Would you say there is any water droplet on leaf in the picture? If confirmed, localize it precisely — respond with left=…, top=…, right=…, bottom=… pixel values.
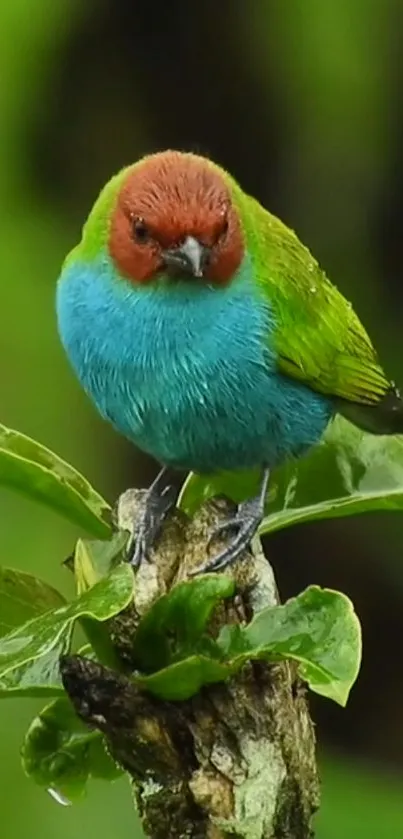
left=47, top=788, right=71, bottom=807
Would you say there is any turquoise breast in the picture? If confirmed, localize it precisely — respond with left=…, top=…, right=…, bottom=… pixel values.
left=56, top=253, right=332, bottom=472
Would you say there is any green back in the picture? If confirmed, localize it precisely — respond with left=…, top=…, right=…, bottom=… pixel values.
left=228, top=179, right=390, bottom=406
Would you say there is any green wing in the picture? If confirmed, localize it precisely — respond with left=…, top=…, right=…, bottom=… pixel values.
left=236, top=190, right=390, bottom=407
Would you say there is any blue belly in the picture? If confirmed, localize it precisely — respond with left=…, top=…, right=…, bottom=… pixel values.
left=56, top=254, right=332, bottom=472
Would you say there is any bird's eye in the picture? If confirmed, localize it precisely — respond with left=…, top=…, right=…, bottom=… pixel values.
left=132, top=217, right=150, bottom=244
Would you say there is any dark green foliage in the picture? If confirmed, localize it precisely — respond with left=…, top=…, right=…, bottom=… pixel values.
left=5, top=422, right=400, bottom=801
left=0, top=424, right=112, bottom=538
left=180, top=415, right=403, bottom=532
left=134, top=582, right=360, bottom=705
left=21, top=695, right=123, bottom=803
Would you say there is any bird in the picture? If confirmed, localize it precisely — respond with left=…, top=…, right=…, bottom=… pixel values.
left=56, top=149, right=403, bottom=574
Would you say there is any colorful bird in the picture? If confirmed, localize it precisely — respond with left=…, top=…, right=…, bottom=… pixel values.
left=56, top=150, right=403, bottom=573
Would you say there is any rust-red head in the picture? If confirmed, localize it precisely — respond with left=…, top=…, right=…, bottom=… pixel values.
left=108, top=151, right=244, bottom=286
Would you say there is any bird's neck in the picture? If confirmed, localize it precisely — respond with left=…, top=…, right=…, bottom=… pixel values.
left=59, top=251, right=272, bottom=368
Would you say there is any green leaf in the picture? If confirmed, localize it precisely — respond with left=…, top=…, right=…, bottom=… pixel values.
left=0, top=423, right=112, bottom=538
left=74, top=536, right=129, bottom=672
left=132, top=574, right=235, bottom=672
left=0, top=563, right=134, bottom=687
left=134, top=586, right=361, bottom=706
left=179, top=468, right=261, bottom=516
left=74, top=532, right=129, bottom=592
left=0, top=567, right=66, bottom=637
left=21, top=696, right=122, bottom=802
left=179, top=416, right=403, bottom=534
left=218, top=586, right=361, bottom=706
left=0, top=642, right=69, bottom=698
left=0, top=567, right=68, bottom=697
left=137, top=655, right=229, bottom=700
left=1, top=642, right=93, bottom=701
left=89, top=737, right=123, bottom=781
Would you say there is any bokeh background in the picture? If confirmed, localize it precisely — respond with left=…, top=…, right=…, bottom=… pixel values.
left=1, top=1, right=403, bottom=836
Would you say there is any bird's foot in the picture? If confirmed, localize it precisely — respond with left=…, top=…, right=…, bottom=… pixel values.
left=127, top=467, right=179, bottom=568
left=190, top=467, right=270, bottom=575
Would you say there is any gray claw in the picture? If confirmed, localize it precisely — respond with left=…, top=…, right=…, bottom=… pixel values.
left=190, top=467, right=270, bottom=576
left=126, top=469, right=179, bottom=569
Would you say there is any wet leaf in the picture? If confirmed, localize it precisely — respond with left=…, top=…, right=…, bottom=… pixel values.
left=73, top=536, right=129, bottom=671
left=0, top=567, right=66, bottom=637
left=217, top=586, right=361, bottom=706
left=137, top=655, right=229, bottom=700
left=132, top=574, right=235, bottom=672
left=179, top=416, right=403, bottom=535
left=0, top=641, right=69, bottom=698
left=89, top=737, right=122, bottom=781
left=21, top=696, right=122, bottom=802
left=135, top=585, right=361, bottom=707
left=0, top=564, right=134, bottom=686
left=74, top=532, right=129, bottom=593
left=0, top=568, right=68, bottom=697
left=0, top=423, right=112, bottom=538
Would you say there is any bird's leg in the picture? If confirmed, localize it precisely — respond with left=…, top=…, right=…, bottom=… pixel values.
left=191, top=467, right=270, bottom=575
left=128, top=466, right=179, bottom=568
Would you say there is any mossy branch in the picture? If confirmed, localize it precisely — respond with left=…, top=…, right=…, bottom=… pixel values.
left=61, top=490, right=319, bottom=839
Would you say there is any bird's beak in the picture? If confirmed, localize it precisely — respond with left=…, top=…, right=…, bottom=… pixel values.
left=162, top=236, right=210, bottom=279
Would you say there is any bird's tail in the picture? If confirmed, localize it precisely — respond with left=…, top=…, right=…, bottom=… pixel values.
left=338, top=385, right=403, bottom=435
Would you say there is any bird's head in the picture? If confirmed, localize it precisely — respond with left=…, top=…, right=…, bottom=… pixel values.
left=103, top=151, right=244, bottom=286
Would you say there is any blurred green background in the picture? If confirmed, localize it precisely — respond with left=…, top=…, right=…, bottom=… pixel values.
left=1, top=0, right=403, bottom=836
